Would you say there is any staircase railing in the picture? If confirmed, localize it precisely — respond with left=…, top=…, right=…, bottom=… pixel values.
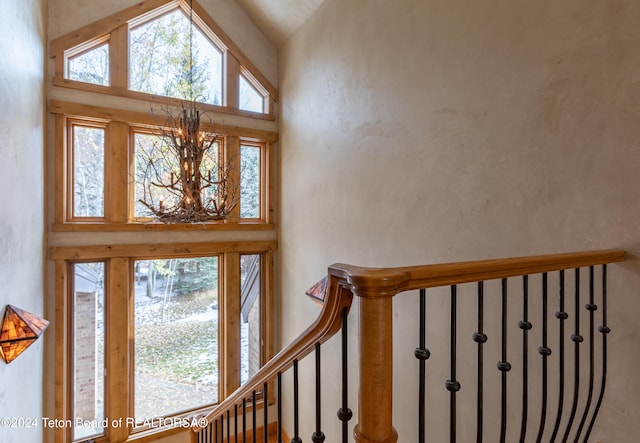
left=191, top=269, right=354, bottom=443
left=191, top=249, right=626, bottom=443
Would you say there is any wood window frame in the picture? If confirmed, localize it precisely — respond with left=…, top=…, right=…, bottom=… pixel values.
left=64, top=35, right=111, bottom=86
left=128, top=126, right=228, bottom=222
left=238, top=141, right=267, bottom=221
left=239, top=67, right=271, bottom=115
left=66, top=118, right=110, bottom=222
left=49, top=0, right=277, bottom=121
left=51, top=100, right=276, bottom=231
left=52, top=241, right=276, bottom=443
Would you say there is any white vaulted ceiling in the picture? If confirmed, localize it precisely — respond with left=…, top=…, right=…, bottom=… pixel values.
left=233, top=0, right=326, bottom=47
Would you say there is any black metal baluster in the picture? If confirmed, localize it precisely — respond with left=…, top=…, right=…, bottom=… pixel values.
left=583, top=265, right=609, bottom=442
left=221, top=415, right=224, bottom=443
left=473, top=281, right=487, bottom=443
left=446, top=285, right=461, bottom=443
left=243, top=399, right=247, bottom=443
left=574, top=267, right=597, bottom=442
left=263, top=382, right=268, bottom=443
left=551, top=270, right=567, bottom=442
left=252, top=391, right=257, bottom=443
left=415, top=289, right=430, bottom=443
left=518, top=275, right=531, bottom=443
left=291, top=360, right=301, bottom=443
left=498, top=278, right=512, bottom=443
left=312, top=343, right=325, bottom=443
left=215, top=419, right=218, bottom=443
left=277, top=373, right=283, bottom=443
left=227, top=410, right=231, bottom=443
left=235, top=404, right=239, bottom=443
left=338, top=308, right=353, bottom=443
left=562, top=268, right=582, bottom=442
left=536, top=273, right=552, bottom=442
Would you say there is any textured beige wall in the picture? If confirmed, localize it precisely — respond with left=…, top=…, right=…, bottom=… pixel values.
left=0, top=0, right=46, bottom=442
left=279, top=0, right=640, bottom=441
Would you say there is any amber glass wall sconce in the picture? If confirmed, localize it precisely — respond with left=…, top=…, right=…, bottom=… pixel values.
left=0, top=305, right=49, bottom=364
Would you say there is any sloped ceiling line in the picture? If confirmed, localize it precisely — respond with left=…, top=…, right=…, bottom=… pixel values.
left=234, top=0, right=326, bottom=47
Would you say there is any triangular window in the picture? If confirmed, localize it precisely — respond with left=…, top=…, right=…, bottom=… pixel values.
left=129, top=9, right=223, bottom=106
left=51, top=0, right=277, bottom=117
left=239, top=74, right=265, bottom=114
left=67, top=41, right=109, bottom=86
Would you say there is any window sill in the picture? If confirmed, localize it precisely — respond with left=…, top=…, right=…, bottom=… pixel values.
left=124, top=406, right=214, bottom=443
left=52, top=221, right=275, bottom=232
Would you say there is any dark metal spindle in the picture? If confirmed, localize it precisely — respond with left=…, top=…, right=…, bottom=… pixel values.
left=518, top=275, right=531, bottom=443
left=215, top=419, right=218, bottom=443
left=473, top=281, right=487, bottom=443
left=583, top=265, right=609, bottom=442
left=338, top=308, right=353, bottom=443
left=221, top=415, right=224, bottom=443
left=536, top=273, right=552, bottom=443
left=562, top=268, right=583, bottom=442
left=291, top=360, right=302, bottom=443
left=243, top=399, right=247, bottom=443
left=312, top=343, right=325, bottom=443
left=252, top=390, right=257, bottom=443
left=235, top=404, right=238, bottom=443
left=446, top=285, right=461, bottom=443
left=227, top=410, right=231, bottom=443
left=498, top=278, right=512, bottom=443
left=551, top=270, right=567, bottom=442
left=415, top=289, right=430, bottom=443
left=574, top=267, right=597, bottom=442
left=263, top=382, right=268, bottom=443
left=277, top=373, right=283, bottom=443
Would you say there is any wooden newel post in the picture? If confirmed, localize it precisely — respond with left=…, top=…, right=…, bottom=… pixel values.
left=352, top=283, right=399, bottom=443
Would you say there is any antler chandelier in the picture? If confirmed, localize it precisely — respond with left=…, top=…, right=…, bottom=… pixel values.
left=137, top=0, right=239, bottom=223
left=138, top=102, right=238, bottom=223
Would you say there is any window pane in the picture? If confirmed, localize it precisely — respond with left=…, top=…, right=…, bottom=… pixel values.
left=134, top=257, right=219, bottom=424
left=239, top=75, right=264, bottom=113
left=73, top=125, right=105, bottom=217
left=73, top=262, right=105, bottom=441
left=240, top=145, right=260, bottom=219
left=134, top=132, right=219, bottom=218
left=240, top=255, right=261, bottom=385
left=129, top=9, right=223, bottom=105
left=68, top=43, right=109, bottom=86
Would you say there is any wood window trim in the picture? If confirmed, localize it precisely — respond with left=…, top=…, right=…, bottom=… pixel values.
left=53, top=242, right=276, bottom=443
left=66, top=118, right=110, bottom=222
left=49, top=0, right=278, bottom=120
left=238, top=141, right=267, bottom=222
left=51, top=100, right=276, bottom=230
left=49, top=100, right=278, bottom=142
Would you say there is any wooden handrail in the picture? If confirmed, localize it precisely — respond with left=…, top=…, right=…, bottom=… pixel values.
left=328, top=249, right=626, bottom=443
left=192, top=249, right=626, bottom=443
left=191, top=274, right=353, bottom=430
left=329, top=249, right=626, bottom=298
